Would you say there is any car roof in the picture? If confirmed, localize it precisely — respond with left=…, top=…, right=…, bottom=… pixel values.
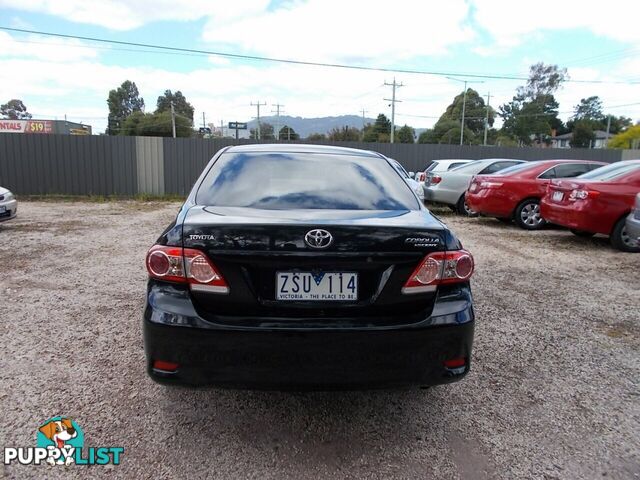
left=224, top=143, right=381, bottom=157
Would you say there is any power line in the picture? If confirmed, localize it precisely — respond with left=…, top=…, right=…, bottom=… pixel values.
left=2, top=26, right=639, bottom=85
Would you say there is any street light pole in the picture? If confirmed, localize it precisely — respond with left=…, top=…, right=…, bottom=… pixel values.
left=446, top=77, right=484, bottom=146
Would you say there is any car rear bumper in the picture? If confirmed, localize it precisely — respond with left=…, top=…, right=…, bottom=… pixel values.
left=423, top=186, right=459, bottom=206
left=144, top=284, right=475, bottom=390
left=466, top=191, right=514, bottom=217
left=626, top=212, right=640, bottom=241
left=0, top=199, right=17, bottom=222
left=540, top=198, right=608, bottom=234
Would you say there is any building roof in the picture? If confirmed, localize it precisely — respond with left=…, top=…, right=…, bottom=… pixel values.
left=553, top=130, right=614, bottom=140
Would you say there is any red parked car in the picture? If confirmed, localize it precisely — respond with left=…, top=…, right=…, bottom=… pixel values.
left=540, top=160, right=640, bottom=252
left=466, top=160, right=605, bottom=230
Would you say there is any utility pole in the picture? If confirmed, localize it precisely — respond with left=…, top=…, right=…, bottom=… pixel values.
left=220, top=119, right=224, bottom=138
left=447, top=77, right=483, bottom=145
left=605, top=115, right=611, bottom=148
left=483, top=92, right=491, bottom=146
left=360, top=108, right=367, bottom=139
left=272, top=103, right=284, bottom=140
left=202, top=112, right=206, bottom=130
left=384, top=78, right=403, bottom=143
left=251, top=101, right=267, bottom=140
left=170, top=101, right=176, bottom=138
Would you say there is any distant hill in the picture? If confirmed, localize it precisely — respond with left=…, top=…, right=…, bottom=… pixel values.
left=244, top=115, right=376, bottom=138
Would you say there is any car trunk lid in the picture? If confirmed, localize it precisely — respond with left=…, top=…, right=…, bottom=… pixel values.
left=182, top=206, right=448, bottom=322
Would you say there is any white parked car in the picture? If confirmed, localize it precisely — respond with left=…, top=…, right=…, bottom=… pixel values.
left=418, top=159, right=475, bottom=184
left=423, top=158, right=524, bottom=215
left=388, top=158, right=425, bottom=202
left=0, top=186, right=18, bottom=223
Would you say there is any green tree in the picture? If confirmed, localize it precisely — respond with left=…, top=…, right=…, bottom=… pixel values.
left=607, top=116, right=633, bottom=135
left=1, top=99, right=32, bottom=119
left=327, top=126, right=360, bottom=141
left=249, top=122, right=274, bottom=139
left=570, top=121, right=596, bottom=148
left=608, top=125, right=640, bottom=149
left=306, top=132, right=327, bottom=141
left=279, top=125, right=299, bottom=140
left=107, top=80, right=144, bottom=134
left=396, top=125, right=415, bottom=143
left=362, top=114, right=392, bottom=142
left=573, top=96, right=604, bottom=122
left=499, top=63, right=567, bottom=145
left=119, top=111, right=192, bottom=137
left=156, top=90, right=194, bottom=123
left=422, top=89, right=494, bottom=144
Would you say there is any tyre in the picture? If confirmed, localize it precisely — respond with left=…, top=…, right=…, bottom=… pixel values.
left=610, top=217, right=640, bottom=252
left=570, top=229, right=595, bottom=238
left=515, top=199, right=546, bottom=230
left=456, top=195, right=478, bottom=217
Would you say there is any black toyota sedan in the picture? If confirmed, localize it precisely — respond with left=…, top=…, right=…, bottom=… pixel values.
left=144, top=144, right=475, bottom=390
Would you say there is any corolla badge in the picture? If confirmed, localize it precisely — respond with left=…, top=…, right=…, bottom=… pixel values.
left=304, top=229, right=333, bottom=249
left=405, top=236, right=440, bottom=247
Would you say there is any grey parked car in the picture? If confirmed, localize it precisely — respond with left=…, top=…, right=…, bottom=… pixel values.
left=0, top=186, right=18, bottom=223
left=626, top=193, right=640, bottom=243
left=423, top=158, right=524, bottom=215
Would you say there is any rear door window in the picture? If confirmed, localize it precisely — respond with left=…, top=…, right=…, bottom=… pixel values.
left=479, top=161, right=522, bottom=175
left=448, top=162, right=467, bottom=170
left=196, top=152, right=421, bottom=210
left=578, top=162, right=640, bottom=181
left=552, top=163, right=594, bottom=178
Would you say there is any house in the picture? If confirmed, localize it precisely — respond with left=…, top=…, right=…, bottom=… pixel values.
left=550, top=130, right=614, bottom=149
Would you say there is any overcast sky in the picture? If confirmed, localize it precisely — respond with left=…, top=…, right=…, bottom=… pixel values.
left=1, top=0, right=639, bottom=133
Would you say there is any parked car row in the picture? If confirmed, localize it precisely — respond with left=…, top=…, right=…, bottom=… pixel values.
left=418, top=158, right=640, bottom=253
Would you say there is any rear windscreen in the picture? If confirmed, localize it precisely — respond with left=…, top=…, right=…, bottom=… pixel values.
left=577, top=162, right=640, bottom=181
left=196, top=152, right=421, bottom=210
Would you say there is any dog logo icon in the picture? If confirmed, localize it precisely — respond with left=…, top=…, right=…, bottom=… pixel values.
left=37, top=417, right=83, bottom=465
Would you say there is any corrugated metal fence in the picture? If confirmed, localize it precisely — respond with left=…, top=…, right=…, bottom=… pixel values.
left=0, top=134, right=634, bottom=196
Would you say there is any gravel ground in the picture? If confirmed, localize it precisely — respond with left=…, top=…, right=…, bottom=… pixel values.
left=1, top=201, right=638, bottom=479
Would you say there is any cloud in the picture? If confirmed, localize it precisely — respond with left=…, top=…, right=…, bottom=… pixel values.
left=0, top=31, right=100, bottom=61
left=201, top=0, right=474, bottom=63
left=0, top=0, right=217, bottom=30
left=472, top=0, right=640, bottom=47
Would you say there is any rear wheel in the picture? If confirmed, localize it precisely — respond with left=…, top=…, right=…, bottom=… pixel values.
left=570, top=229, right=595, bottom=238
left=610, top=217, right=640, bottom=252
left=515, top=199, right=546, bottom=230
left=456, top=195, right=478, bottom=217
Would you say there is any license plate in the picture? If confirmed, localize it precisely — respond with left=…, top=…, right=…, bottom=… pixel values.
left=552, top=191, right=564, bottom=202
left=469, top=183, right=478, bottom=193
left=276, top=272, right=358, bottom=301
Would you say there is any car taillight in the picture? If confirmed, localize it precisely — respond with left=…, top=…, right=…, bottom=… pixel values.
left=480, top=181, right=503, bottom=189
left=568, top=189, right=599, bottom=201
left=431, top=175, right=442, bottom=184
left=146, top=245, right=229, bottom=293
left=417, top=172, right=426, bottom=182
left=402, top=250, right=474, bottom=294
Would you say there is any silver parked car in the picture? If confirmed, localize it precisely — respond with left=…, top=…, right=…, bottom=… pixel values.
left=388, top=158, right=425, bottom=202
left=626, top=193, right=640, bottom=243
left=0, top=186, right=18, bottom=223
left=421, top=159, right=474, bottom=185
left=423, top=158, right=524, bottom=215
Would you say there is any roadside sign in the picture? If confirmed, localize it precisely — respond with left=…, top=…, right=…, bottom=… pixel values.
left=0, top=119, right=53, bottom=134
left=228, top=122, right=247, bottom=130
